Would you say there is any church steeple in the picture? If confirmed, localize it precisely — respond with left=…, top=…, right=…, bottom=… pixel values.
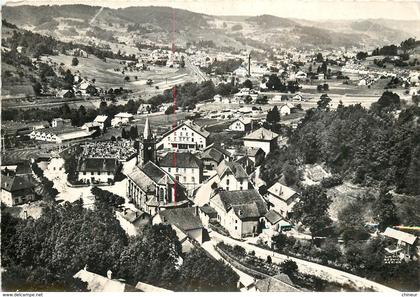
left=144, top=116, right=151, bottom=140
left=138, top=116, right=156, bottom=166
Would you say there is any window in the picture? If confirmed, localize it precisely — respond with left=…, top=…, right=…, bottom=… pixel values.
left=235, top=220, right=237, bottom=223
left=183, top=176, right=186, bottom=182
left=235, top=226, right=237, bottom=230
left=191, top=177, right=195, bottom=183
left=97, top=172, right=101, bottom=175
left=83, top=172, right=86, bottom=175
left=226, top=179, right=230, bottom=185
left=168, top=168, right=171, bottom=172
left=240, top=186, right=243, bottom=190
left=91, top=172, right=94, bottom=175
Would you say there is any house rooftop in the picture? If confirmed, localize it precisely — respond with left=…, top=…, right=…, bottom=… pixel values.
left=159, top=207, right=203, bottom=232
left=161, top=120, right=210, bottom=139
left=255, top=273, right=299, bottom=292
left=216, top=160, right=248, bottom=180
left=212, top=189, right=267, bottom=219
left=268, top=182, right=298, bottom=202
left=383, top=227, right=417, bottom=245
left=159, top=152, right=202, bottom=168
left=264, top=209, right=283, bottom=225
left=135, top=281, right=172, bottom=292
left=1, top=174, right=33, bottom=192
left=77, top=158, right=119, bottom=173
left=73, top=270, right=139, bottom=292
left=243, top=127, right=278, bottom=141
left=93, top=115, right=109, bottom=123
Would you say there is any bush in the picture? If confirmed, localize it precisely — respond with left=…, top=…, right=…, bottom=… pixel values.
left=280, top=260, right=298, bottom=276
left=233, top=245, right=246, bottom=258
left=320, top=174, right=343, bottom=188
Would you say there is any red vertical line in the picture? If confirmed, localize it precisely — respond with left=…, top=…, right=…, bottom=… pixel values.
left=172, top=7, right=177, bottom=206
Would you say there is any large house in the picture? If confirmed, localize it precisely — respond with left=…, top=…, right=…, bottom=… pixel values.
left=153, top=207, right=206, bottom=252
left=216, top=160, right=249, bottom=191
left=111, top=112, right=134, bottom=127
left=52, top=118, right=72, bottom=128
left=157, top=120, right=210, bottom=152
left=1, top=173, right=35, bottom=207
left=229, top=118, right=253, bottom=132
left=243, top=127, right=279, bottom=155
left=126, top=161, right=190, bottom=216
left=198, top=144, right=232, bottom=178
left=76, top=158, right=120, bottom=184
left=266, top=182, right=300, bottom=217
left=93, top=115, right=110, bottom=131
left=159, top=152, right=203, bottom=191
left=210, top=189, right=268, bottom=239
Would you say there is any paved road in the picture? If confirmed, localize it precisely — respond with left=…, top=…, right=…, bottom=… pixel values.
left=209, top=231, right=398, bottom=292
left=201, top=239, right=255, bottom=290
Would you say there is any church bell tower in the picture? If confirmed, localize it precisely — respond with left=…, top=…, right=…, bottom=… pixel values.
left=138, top=117, right=156, bottom=166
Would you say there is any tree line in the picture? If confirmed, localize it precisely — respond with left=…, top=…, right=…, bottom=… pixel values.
left=1, top=191, right=239, bottom=291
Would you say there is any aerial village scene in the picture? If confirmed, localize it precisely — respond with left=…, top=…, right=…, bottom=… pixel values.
left=1, top=0, right=420, bottom=293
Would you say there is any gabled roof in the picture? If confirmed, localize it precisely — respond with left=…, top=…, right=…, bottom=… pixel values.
left=135, top=282, right=172, bottom=292
left=211, top=189, right=267, bottom=219
left=216, top=160, right=248, bottom=180
left=255, top=273, right=299, bottom=292
left=243, top=128, right=278, bottom=141
left=1, top=174, right=33, bottom=192
left=142, top=161, right=175, bottom=185
left=161, top=120, right=210, bottom=139
left=268, top=182, right=299, bottom=202
left=114, top=112, right=134, bottom=118
left=233, top=117, right=252, bottom=125
left=127, top=165, right=156, bottom=193
left=159, top=207, right=203, bottom=231
left=264, top=209, right=283, bottom=225
left=159, top=152, right=202, bottom=168
left=73, top=270, right=139, bottom=292
left=383, top=227, right=417, bottom=245
left=77, top=158, right=119, bottom=173
left=93, top=115, right=109, bottom=123
left=199, top=144, right=231, bottom=163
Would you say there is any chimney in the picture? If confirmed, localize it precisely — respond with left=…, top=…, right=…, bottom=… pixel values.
left=107, top=270, right=112, bottom=280
left=194, top=206, right=199, bottom=216
left=84, top=264, right=88, bottom=271
left=23, top=210, right=28, bottom=220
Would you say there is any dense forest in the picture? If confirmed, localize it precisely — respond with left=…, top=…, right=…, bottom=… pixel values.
left=2, top=20, right=137, bottom=61
left=1, top=192, right=239, bottom=292
left=261, top=92, right=420, bottom=196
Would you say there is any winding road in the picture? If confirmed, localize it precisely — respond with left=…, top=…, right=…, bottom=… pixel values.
left=208, top=231, right=398, bottom=292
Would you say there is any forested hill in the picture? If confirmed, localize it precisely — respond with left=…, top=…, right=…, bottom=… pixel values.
left=290, top=93, right=420, bottom=196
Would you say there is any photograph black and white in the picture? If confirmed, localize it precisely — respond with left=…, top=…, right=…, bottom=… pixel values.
left=1, top=0, right=419, bottom=293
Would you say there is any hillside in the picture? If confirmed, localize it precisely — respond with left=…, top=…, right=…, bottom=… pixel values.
left=3, top=5, right=419, bottom=50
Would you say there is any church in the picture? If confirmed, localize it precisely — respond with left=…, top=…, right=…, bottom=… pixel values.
left=126, top=117, right=190, bottom=216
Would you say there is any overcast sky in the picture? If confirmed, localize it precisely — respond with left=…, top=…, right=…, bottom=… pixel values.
left=4, top=0, right=420, bottom=20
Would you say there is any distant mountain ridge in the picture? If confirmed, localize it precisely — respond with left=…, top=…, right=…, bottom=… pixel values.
left=3, top=5, right=419, bottom=49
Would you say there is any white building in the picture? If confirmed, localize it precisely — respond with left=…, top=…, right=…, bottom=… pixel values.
left=266, top=182, right=300, bottom=217
left=76, top=158, right=120, bottom=184
left=229, top=118, right=253, bottom=132
left=243, top=127, right=279, bottom=155
left=210, top=189, right=267, bottom=239
left=159, top=152, right=203, bottom=191
left=216, top=160, right=249, bottom=191
left=93, top=115, right=109, bottom=131
left=157, top=120, right=210, bottom=152
left=111, top=112, right=134, bottom=127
